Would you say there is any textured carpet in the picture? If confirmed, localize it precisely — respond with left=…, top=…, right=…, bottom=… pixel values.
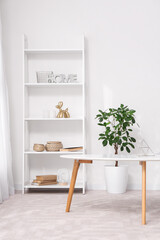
left=0, top=190, right=160, bottom=240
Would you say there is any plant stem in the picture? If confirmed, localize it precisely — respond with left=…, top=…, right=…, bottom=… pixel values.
left=115, top=161, right=118, bottom=167
left=114, top=143, right=118, bottom=154
left=114, top=143, right=118, bottom=167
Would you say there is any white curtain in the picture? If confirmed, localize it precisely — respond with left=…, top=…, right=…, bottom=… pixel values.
left=0, top=17, right=14, bottom=203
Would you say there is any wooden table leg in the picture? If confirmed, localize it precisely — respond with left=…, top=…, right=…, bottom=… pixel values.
left=66, top=160, right=80, bottom=212
left=142, top=161, right=146, bottom=225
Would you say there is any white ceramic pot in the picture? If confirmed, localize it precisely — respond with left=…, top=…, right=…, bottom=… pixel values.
left=104, top=165, right=128, bottom=194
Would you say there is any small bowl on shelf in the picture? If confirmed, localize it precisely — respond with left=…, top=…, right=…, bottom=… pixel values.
left=33, top=144, right=45, bottom=152
left=45, top=141, right=63, bottom=151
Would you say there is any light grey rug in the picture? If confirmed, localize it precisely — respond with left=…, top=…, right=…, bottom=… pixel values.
left=0, top=190, right=160, bottom=240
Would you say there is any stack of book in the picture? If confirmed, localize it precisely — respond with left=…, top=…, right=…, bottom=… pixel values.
left=32, top=175, right=57, bottom=186
left=60, top=146, right=83, bottom=152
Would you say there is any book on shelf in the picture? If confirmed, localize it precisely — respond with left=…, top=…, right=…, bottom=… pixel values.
left=33, top=179, right=56, bottom=183
left=32, top=180, right=57, bottom=186
left=32, top=179, right=57, bottom=185
left=36, top=175, right=57, bottom=181
left=60, top=146, right=83, bottom=152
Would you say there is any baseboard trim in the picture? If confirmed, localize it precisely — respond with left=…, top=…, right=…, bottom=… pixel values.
left=14, top=184, right=22, bottom=191
left=87, top=184, right=160, bottom=191
left=15, top=183, right=160, bottom=191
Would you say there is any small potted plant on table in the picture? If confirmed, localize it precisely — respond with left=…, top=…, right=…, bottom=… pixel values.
left=96, top=104, right=136, bottom=193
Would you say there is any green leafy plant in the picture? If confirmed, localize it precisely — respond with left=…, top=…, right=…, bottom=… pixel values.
left=96, top=104, right=136, bottom=167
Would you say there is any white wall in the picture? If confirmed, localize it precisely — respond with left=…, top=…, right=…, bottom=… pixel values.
left=1, top=0, right=160, bottom=190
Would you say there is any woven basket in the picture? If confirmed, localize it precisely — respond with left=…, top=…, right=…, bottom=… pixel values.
left=33, top=144, right=45, bottom=152
left=45, top=141, right=63, bottom=152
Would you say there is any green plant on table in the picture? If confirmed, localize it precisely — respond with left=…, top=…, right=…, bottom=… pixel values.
left=96, top=104, right=136, bottom=167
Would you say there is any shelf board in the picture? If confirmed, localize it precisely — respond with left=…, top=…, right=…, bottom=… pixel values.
left=24, top=182, right=83, bottom=189
left=24, top=151, right=83, bottom=155
left=24, top=118, right=83, bottom=121
left=24, top=49, right=83, bottom=54
left=24, top=83, right=83, bottom=87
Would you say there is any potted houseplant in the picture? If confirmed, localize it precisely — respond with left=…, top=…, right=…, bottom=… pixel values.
left=96, top=104, right=136, bottom=193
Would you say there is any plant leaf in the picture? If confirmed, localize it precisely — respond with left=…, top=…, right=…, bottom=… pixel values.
left=120, top=146, right=124, bottom=151
left=122, top=136, right=127, bottom=141
left=123, top=142, right=128, bottom=147
left=126, top=146, right=130, bottom=153
left=118, top=139, right=122, bottom=145
left=132, top=118, right=135, bottom=124
left=99, top=110, right=104, bottom=114
left=104, top=122, right=110, bottom=126
left=131, top=137, right=136, bottom=142
left=128, top=143, right=135, bottom=148
left=99, top=133, right=105, bottom=137
left=102, top=139, right=108, bottom=146
left=128, top=129, right=133, bottom=131
left=118, top=131, right=121, bottom=136
left=98, top=123, right=104, bottom=126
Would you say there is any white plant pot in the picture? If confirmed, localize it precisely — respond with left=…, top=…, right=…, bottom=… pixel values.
left=104, top=165, right=128, bottom=194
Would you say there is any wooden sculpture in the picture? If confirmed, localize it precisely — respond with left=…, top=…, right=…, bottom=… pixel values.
left=56, top=101, right=70, bottom=118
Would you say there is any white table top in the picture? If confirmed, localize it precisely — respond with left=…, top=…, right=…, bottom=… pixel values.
left=60, top=154, right=160, bottom=161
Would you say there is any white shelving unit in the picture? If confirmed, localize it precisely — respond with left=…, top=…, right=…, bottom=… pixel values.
left=24, top=83, right=83, bottom=87
left=24, top=118, right=83, bottom=121
left=24, top=151, right=83, bottom=155
left=22, top=35, right=86, bottom=193
left=24, top=49, right=83, bottom=54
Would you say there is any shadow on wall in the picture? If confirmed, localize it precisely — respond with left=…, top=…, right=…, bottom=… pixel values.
left=102, top=84, right=160, bottom=156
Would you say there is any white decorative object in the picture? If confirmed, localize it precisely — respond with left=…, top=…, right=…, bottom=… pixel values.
left=55, top=74, right=66, bottom=83
left=139, top=139, right=154, bottom=156
left=57, top=168, right=69, bottom=185
left=36, top=71, right=53, bottom=83
left=104, top=165, right=128, bottom=194
left=67, top=74, right=77, bottom=83
left=136, top=121, right=154, bottom=156
left=47, top=73, right=55, bottom=83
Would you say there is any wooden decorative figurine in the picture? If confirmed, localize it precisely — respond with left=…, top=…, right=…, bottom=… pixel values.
left=56, top=101, right=70, bottom=118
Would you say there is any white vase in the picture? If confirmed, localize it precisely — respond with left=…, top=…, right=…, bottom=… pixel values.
left=104, top=165, right=128, bottom=194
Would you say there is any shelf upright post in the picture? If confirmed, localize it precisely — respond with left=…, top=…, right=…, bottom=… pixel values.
left=22, top=34, right=28, bottom=194
left=82, top=35, right=86, bottom=194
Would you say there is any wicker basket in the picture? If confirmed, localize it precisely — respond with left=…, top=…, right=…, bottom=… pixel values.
left=45, top=141, right=63, bottom=152
left=33, top=144, right=45, bottom=152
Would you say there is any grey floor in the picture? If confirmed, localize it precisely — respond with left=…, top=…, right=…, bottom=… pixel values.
left=0, top=190, right=160, bottom=240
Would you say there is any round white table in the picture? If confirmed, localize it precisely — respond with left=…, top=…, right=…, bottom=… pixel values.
left=61, top=154, right=160, bottom=225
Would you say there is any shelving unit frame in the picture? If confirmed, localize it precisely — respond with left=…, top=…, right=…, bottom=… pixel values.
left=22, top=35, right=86, bottom=194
